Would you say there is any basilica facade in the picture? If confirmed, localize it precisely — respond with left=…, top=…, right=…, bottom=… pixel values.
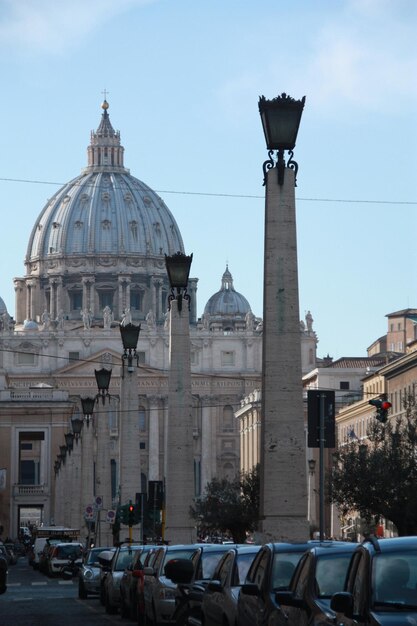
left=0, top=101, right=317, bottom=542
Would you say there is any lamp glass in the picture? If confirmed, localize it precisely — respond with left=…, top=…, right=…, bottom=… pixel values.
left=81, top=397, right=96, bottom=417
left=165, top=252, right=193, bottom=289
left=119, top=322, right=141, bottom=350
left=259, top=94, right=305, bottom=150
left=95, top=368, right=112, bottom=392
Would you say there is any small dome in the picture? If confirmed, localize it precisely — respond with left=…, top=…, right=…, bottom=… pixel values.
left=204, top=266, right=251, bottom=317
left=0, top=296, right=7, bottom=316
left=23, top=320, right=39, bottom=331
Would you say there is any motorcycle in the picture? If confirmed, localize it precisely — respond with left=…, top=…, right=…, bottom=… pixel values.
left=60, top=555, right=81, bottom=580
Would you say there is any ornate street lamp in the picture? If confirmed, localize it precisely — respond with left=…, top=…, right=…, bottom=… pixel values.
left=71, top=412, right=85, bottom=439
left=94, top=368, right=112, bottom=405
left=165, top=251, right=193, bottom=312
left=81, top=396, right=96, bottom=425
left=258, top=92, right=306, bottom=186
left=64, top=431, right=75, bottom=454
left=59, top=446, right=67, bottom=465
left=119, top=322, right=141, bottom=376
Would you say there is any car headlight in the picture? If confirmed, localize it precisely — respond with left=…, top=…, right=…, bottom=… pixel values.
left=83, top=568, right=94, bottom=580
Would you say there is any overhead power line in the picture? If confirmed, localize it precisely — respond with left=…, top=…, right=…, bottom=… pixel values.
left=0, top=176, right=416, bottom=205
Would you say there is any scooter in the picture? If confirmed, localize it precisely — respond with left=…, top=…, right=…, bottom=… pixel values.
left=60, top=555, right=81, bottom=580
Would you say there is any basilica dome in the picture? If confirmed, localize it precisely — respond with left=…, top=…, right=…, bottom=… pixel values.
left=15, top=101, right=187, bottom=326
left=204, top=266, right=251, bottom=317
left=26, top=100, right=184, bottom=264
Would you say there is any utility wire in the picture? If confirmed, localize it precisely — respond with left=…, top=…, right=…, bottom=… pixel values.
left=0, top=176, right=416, bottom=205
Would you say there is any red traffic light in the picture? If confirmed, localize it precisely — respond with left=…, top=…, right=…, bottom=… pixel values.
left=381, top=401, right=392, bottom=410
left=128, top=504, right=134, bottom=512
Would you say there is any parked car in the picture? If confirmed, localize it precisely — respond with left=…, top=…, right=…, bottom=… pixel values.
left=275, top=541, right=358, bottom=625
left=168, top=543, right=248, bottom=626
left=46, top=542, right=84, bottom=577
left=143, top=544, right=198, bottom=625
left=119, top=545, right=156, bottom=620
left=237, top=541, right=313, bottom=626
left=104, top=543, right=144, bottom=614
left=0, top=553, right=7, bottom=594
left=201, top=545, right=261, bottom=626
left=98, top=549, right=117, bottom=605
left=330, top=535, right=417, bottom=625
left=78, top=546, right=113, bottom=599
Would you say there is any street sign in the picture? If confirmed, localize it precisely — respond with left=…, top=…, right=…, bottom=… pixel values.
left=84, top=505, right=94, bottom=521
left=94, top=495, right=103, bottom=510
left=107, top=509, right=116, bottom=524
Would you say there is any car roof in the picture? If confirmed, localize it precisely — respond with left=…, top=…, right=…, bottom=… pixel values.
left=307, top=542, right=358, bottom=556
left=361, top=535, right=417, bottom=554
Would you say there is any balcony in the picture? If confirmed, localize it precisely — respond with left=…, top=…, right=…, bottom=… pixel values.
left=13, top=484, right=49, bottom=497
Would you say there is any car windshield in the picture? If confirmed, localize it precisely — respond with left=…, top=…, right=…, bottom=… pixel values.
left=87, top=548, right=108, bottom=565
left=56, top=544, right=82, bottom=558
left=315, top=553, right=352, bottom=598
left=163, top=548, right=195, bottom=570
left=271, top=552, right=303, bottom=590
left=115, top=548, right=140, bottom=571
left=373, top=550, right=417, bottom=607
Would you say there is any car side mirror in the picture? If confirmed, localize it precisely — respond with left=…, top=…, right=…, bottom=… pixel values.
left=241, top=583, right=260, bottom=596
left=275, top=590, right=304, bottom=609
left=330, top=592, right=354, bottom=618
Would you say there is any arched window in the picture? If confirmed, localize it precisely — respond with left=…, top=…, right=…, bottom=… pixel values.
left=139, top=406, right=146, bottom=432
left=222, top=405, right=234, bottom=432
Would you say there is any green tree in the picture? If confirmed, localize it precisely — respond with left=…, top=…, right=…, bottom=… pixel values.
left=330, top=394, right=417, bottom=536
left=190, top=465, right=260, bottom=543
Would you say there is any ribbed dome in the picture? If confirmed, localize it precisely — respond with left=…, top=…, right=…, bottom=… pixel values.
left=26, top=101, right=184, bottom=263
left=0, top=296, right=7, bottom=316
left=204, top=266, right=251, bottom=317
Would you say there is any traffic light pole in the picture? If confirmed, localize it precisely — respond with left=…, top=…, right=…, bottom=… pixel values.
left=319, top=393, right=325, bottom=541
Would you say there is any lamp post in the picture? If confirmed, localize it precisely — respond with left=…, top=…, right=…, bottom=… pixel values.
left=164, top=251, right=196, bottom=544
left=308, top=458, right=317, bottom=530
left=258, top=92, right=309, bottom=542
left=118, top=321, right=141, bottom=541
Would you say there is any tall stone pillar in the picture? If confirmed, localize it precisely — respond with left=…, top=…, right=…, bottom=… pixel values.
left=119, top=370, right=141, bottom=503
left=94, top=398, right=115, bottom=546
left=80, top=421, right=95, bottom=525
left=164, top=299, right=196, bottom=544
left=200, top=397, right=212, bottom=492
left=148, top=396, right=160, bottom=480
left=259, top=166, right=308, bottom=542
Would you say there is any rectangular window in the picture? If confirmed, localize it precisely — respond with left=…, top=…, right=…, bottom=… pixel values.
left=221, top=351, right=235, bottom=366
left=70, top=291, right=82, bottom=310
left=130, top=291, right=143, bottom=310
left=340, top=381, right=350, bottom=390
left=99, top=291, right=114, bottom=309
left=139, top=442, right=146, bottom=450
left=17, top=352, right=35, bottom=365
left=68, top=351, right=80, bottom=363
left=138, top=351, right=146, bottom=365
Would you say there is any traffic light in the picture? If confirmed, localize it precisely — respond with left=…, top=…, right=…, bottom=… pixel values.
left=369, top=396, right=392, bottom=423
left=128, top=502, right=135, bottom=526
left=116, top=504, right=128, bottom=524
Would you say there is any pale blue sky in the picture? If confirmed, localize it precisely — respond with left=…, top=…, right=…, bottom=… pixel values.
left=0, top=0, right=416, bottom=359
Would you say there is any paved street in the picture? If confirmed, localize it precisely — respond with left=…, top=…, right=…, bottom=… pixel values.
left=0, top=557, right=121, bottom=626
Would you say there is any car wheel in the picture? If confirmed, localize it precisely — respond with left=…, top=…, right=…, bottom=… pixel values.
left=78, top=579, right=88, bottom=599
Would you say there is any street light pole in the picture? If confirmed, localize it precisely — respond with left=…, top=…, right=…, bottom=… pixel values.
left=164, top=251, right=196, bottom=544
left=258, top=93, right=309, bottom=542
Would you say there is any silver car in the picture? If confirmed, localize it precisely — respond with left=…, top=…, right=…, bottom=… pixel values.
left=144, top=544, right=198, bottom=625
left=78, top=546, right=113, bottom=598
left=104, top=544, right=144, bottom=614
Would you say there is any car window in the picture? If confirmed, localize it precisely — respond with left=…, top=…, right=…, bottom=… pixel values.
left=216, top=553, right=233, bottom=586
left=315, top=554, right=352, bottom=598
left=56, top=544, right=82, bottom=558
left=235, top=552, right=258, bottom=585
left=201, top=551, right=229, bottom=580
left=373, top=550, right=417, bottom=605
left=116, top=549, right=139, bottom=571
left=350, top=552, right=367, bottom=615
left=271, top=552, right=303, bottom=590
left=293, top=554, right=310, bottom=600
left=163, top=548, right=195, bottom=571
left=248, top=548, right=269, bottom=587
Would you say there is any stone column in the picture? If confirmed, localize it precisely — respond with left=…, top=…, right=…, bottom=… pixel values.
left=119, top=370, right=141, bottom=504
left=148, top=396, right=160, bottom=480
left=259, top=166, right=308, bottom=542
left=80, top=421, right=95, bottom=527
left=200, top=397, right=212, bottom=492
left=94, top=397, right=115, bottom=546
left=164, top=299, right=196, bottom=544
